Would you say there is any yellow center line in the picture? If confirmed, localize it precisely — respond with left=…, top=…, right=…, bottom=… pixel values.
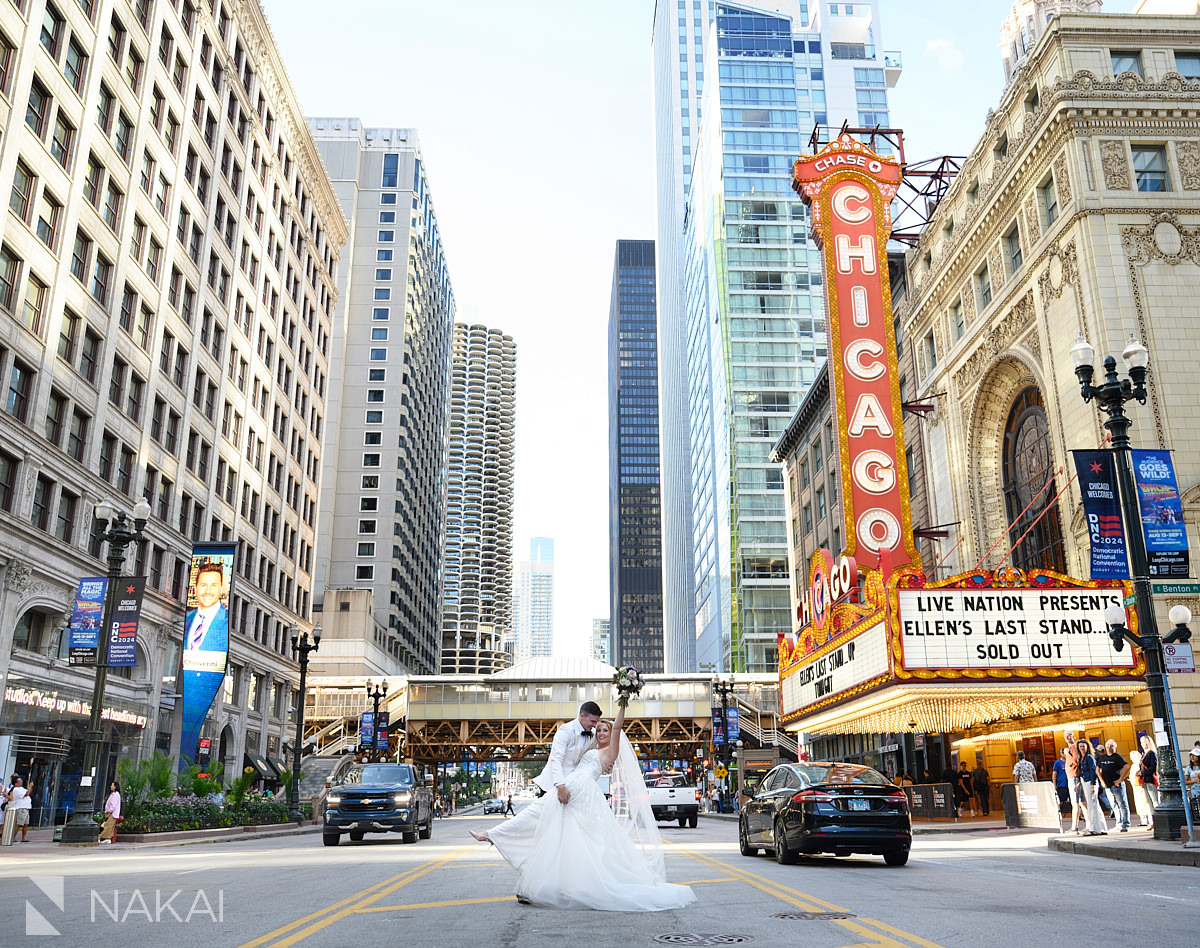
left=354, top=895, right=515, bottom=913
left=239, top=846, right=472, bottom=948
left=671, top=842, right=946, bottom=948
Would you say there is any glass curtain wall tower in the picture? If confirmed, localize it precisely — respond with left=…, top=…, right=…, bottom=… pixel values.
left=668, top=2, right=897, bottom=672
left=512, top=537, right=554, bottom=662
left=608, top=240, right=665, bottom=672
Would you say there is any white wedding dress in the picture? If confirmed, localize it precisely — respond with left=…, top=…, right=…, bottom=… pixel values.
left=487, top=748, right=696, bottom=912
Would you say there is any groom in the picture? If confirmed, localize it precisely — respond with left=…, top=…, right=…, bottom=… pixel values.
left=533, top=701, right=602, bottom=804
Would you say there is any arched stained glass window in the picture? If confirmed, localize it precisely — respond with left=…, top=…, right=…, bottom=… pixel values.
left=1002, top=387, right=1066, bottom=572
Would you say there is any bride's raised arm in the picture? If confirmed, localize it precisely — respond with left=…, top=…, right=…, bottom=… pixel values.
left=599, top=702, right=627, bottom=772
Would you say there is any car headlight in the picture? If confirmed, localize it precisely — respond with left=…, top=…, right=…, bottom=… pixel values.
left=393, top=792, right=411, bottom=805
left=326, top=793, right=342, bottom=805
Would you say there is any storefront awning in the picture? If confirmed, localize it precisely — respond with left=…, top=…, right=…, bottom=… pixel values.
left=269, top=758, right=288, bottom=779
left=243, top=753, right=278, bottom=780
left=786, top=681, right=1144, bottom=736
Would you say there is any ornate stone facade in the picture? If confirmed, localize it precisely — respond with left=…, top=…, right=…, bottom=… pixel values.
left=902, top=8, right=1200, bottom=742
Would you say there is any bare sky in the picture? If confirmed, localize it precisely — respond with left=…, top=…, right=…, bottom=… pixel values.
left=263, top=0, right=1135, bottom=657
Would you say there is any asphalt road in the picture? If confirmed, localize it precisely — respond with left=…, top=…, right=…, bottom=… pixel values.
left=1, top=804, right=1197, bottom=947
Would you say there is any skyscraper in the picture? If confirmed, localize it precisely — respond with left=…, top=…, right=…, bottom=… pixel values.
left=309, top=120, right=455, bottom=676
left=653, top=2, right=900, bottom=671
left=608, top=240, right=667, bottom=672
left=591, top=618, right=611, bottom=665
left=441, top=323, right=517, bottom=675
left=512, top=538, right=554, bottom=662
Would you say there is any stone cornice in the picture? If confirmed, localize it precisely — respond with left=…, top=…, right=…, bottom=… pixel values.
left=909, top=56, right=1200, bottom=318
left=237, top=0, right=349, bottom=250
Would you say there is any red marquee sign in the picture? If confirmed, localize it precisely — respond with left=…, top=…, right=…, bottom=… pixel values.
left=793, top=135, right=917, bottom=571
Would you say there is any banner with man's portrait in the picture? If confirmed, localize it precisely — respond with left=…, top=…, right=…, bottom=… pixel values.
left=181, top=543, right=235, bottom=765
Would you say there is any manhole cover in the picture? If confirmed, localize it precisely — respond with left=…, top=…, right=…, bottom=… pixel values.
left=652, top=936, right=754, bottom=946
left=771, top=912, right=857, bottom=920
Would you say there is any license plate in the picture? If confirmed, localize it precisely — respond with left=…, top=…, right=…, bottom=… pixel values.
left=848, top=799, right=871, bottom=811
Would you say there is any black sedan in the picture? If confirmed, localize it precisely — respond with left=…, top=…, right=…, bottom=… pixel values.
left=739, top=761, right=912, bottom=866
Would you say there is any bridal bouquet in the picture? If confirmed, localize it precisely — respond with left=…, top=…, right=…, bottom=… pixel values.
left=613, top=664, right=645, bottom=707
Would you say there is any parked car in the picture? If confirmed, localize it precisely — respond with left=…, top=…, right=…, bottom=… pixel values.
left=323, top=762, right=434, bottom=846
left=483, top=797, right=505, bottom=814
left=646, top=771, right=700, bottom=827
left=739, top=761, right=911, bottom=866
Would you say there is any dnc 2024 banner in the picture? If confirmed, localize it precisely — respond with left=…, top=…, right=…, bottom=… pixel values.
left=1132, top=450, right=1190, bottom=577
left=180, top=543, right=235, bottom=765
left=1072, top=450, right=1129, bottom=579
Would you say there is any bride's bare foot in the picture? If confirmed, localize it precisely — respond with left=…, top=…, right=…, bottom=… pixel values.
left=469, top=830, right=491, bottom=844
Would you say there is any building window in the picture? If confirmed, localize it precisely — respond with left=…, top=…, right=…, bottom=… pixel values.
left=1132, top=145, right=1169, bottom=192
left=1005, top=224, right=1022, bottom=272
left=355, top=565, right=374, bottom=581
left=377, top=230, right=394, bottom=242
left=6, top=360, right=34, bottom=422
left=0, top=245, right=22, bottom=318
left=369, top=348, right=386, bottom=361
left=26, top=79, right=52, bottom=136
left=55, top=489, right=77, bottom=542
left=358, top=519, right=377, bottom=534
left=10, top=161, right=35, bottom=220
left=0, top=449, right=17, bottom=512
left=1176, top=52, right=1200, bottom=81
left=36, top=190, right=62, bottom=247
left=381, top=154, right=399, bottom=187
left=1003, top=387, right=1066, bottom=573
left=1111, top=50, right=1143, bottom=77
left=372, top=308, right=388, bottom=320
left=21, top=274, right=48, bottom=335
left=357, top=542, right=375, bottom=556
left=45, top=390, right=66, bottom=444
left=362, top=453, right=380, bottom=467
left=977, top=264, right=992, bottom=307
left=31, top=475, right=53, bottom=530
left=1041, top=176, right=1058, bottom=224
left=803, top=503, right=813, bottom=534
left=923, top=329, right=937, bottom=372
left=951, top=300, right=964, bottom=340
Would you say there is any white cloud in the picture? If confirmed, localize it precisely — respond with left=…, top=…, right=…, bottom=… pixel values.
left=924, top=38, right=965, bottom=73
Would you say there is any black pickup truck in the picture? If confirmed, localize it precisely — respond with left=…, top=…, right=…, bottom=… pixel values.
left=322, top=762, right=434, bottom=846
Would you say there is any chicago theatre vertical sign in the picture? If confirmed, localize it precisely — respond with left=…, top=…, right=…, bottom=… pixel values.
left=792, top=135, right=917, bottom=571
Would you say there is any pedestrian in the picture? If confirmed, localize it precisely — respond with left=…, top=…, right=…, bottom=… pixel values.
left=99, top=781, right=121, bottom=844
left=1075, top=739, right=1107, bottom=835
left=504, top=794, right=515, bottom=817
left=6, top=775, right=33, bottom=842
left=898, top=772, right=914, bottom=787
left=1052, top=749, right=1070, bottom=815
left=1128, top=750, right=1152, bottom=826
left=1012, top=751, right=1037, bottom=783
left=956, top=762, right=975, bottom=816
left=971, top=761, right=991, bottom=816
left=1095, top=740, right=1131, bottom=832
left=710, top=785, right=721, bottom=814
left=1062, top=731, right=1084, bottom=831
left=1138, top=734, right=1160, bottom=813
left=1181, top=750, right=1200, bottom=815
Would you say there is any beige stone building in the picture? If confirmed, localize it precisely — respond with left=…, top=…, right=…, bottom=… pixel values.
left=902, top=7, right=1200, bottom=752
left=0, top=0, right=346, bottom=818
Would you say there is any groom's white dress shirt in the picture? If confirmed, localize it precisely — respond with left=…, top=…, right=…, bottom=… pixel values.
left=533, top=720, right=597, bottom=794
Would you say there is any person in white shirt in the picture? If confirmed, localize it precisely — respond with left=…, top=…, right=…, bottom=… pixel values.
left=7, top=775, right=33, bottom=842
left=1012, top=751, right=1038, bottom=783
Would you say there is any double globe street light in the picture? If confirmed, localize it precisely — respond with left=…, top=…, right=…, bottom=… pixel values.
left=287, top=624, right=321, bottom=823
left=365, top=679, right=388, bottom=758
left=1070, top=332, right=1192, bottom=841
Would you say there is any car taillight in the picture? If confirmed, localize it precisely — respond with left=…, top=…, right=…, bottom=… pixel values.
left=885, top=791, right=908, bottom=804
left=791, top=790, right=834, bottom=803
left=694, top=789, right=701, bottom=802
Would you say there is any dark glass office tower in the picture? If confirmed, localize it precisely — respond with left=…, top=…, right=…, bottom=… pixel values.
left=608, top=240, right=665, bottom=672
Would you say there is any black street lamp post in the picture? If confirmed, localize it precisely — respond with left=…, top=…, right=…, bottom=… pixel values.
left=60, top=498, right=152, bottom=845
left=288, top=624, right=321, bottom=823
left=712, top=677, right=734, bottom=812
left=1070, top=333, right=1190, bottom=841
left=365, top=679, right=388, bottom=758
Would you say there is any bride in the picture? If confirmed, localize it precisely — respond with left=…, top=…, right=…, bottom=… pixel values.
left=470, top=702, right=696, bottom=911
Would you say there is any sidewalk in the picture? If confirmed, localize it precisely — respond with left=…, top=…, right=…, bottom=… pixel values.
left=0, top=821, right=321, bottom=856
